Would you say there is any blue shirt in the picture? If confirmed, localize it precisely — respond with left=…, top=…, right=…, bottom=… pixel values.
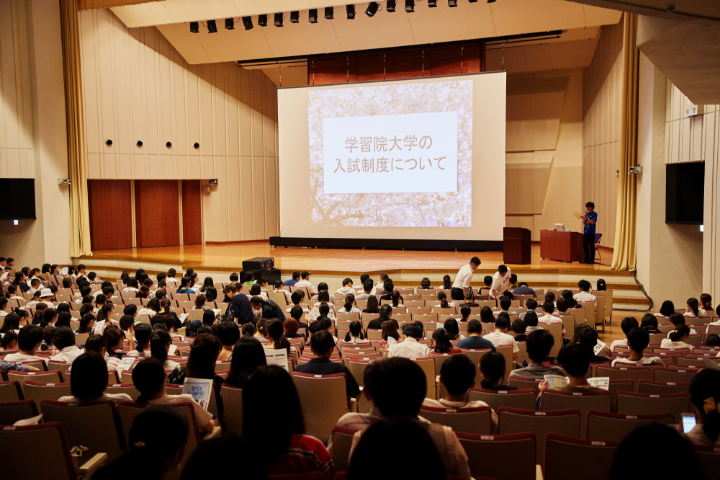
left=456, top=336, right=496, bottom=351
left=284, top=279, right=298, bottom=286
left=584, top=211, right=597, bottom=235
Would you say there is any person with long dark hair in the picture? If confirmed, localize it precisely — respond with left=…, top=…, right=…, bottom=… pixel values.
left=127, top=323, right=152, bottom=357
left=700, top=294, right=713, bottom=317
left=242, top=365, right=334, bottom=479
left=685, top=298, right=700, bottom=318
left=366, top=304, right=393, bottom=330
left=344, top=320, right=367, bottom=343
left=225, top=337, right=267, bottom=388
left=362, top=296, right=380, bottom=314
left=337, top=294, right=361, bottom=314
left=150, top=329, right=180, bottom=371
left=687, top=369, right=720, bottom=446
left=263, top=318, right=297, bottom=363
left=432, top=328, right=460, bottom=354
left=656, top=300, right=675, bottom=317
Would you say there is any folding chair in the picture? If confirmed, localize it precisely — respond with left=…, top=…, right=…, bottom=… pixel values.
left=586, top=409, right=674, bottom=442
left=616, top=390, right=689, bottom=422
left=331, top=426, right=358, bottom=472
left=345, top=359, right=372, bottom=388
left=292, top=373, right=350, bottom=443
left=606, top=379, right=635, bottom=410
left=41, top=399, right=126, bottom=461
left=22, top=381, right=73, bottom=412
left=456, top=432, right=536, bottom=480
left=0, top=381, right=23, bottom=402
left=544, top=434, right=619, bottom=479
left=409, top=357, right=437, bottom=400
left=105, top=383, right=141, bottom=401
left=16, top=359, right=47, bottom=371
left=0, top=399, right=39, bottom=425
left=220, top=383, right=243, bottom=435
left=468, top=388, right=536, bottom=412
left=637, top=379, right=690, bottom=395
left=541, top=389, right=612, bottom=437
left=418, top=405, right=493, bottom=435
left=7, top=370, right=63, bottom=394
left=0, top=422, right=107, bottom=480
left=596, top=365, right=652, bottom=392
left=654, top=368, right=700, bottom=383
left=666, top=363, right=703, bottom=372
left=498, top=407, right=581, bottom=466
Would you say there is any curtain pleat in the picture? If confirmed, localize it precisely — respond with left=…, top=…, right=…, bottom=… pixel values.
left=60, top=0, right=92, bottom=257
left=611, top=13, right=639, bottom=271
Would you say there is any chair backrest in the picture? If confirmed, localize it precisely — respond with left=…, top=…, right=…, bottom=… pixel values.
left=117, top=401, right=201, bottom=466
left=654, top=368, right=700, bottom=384
left=7, top=370, right=63, bottom=394
left=544, top=434, right=619, bottom=479
left=345, top=359, right=372, bottom=388
left=0, top=399, right=39, bottom=425
left=596, top=365, right=652, bottom=391
left=220, top=384, right=243, bottom=435
left=456, top=432, right=536, bottom=480
left=0, top=380, right=23, bottom=402
left=331, top=426, right=358, bottom=472
left=495, top=344, right=514, bottom=381
left=498, top=407, right=581, bottom=466
left=468, top=388, right=537, bottom=412
left=615, top=390, right=689, bottom=422
left=418, top=405, right=493, bottom=435
left=508, top=375, right=543, bottom=394
left=105, top=383, right=141, bottom=401
left=637, top=379, right=690, bottom=395
left=292, top=373, right=349, bottom=443
left=22, top=381, right=73, bottom=413
left=0, top=422, right=77, bottom=480
left=409, top=357, right=437, bottom=399
left=695, top=444, right=720, bottom=480
left=586, top=409, right=674, bottom=441
left=16, top=359, right=47, bottom=371
left=41, top=399, right=125, bottom=461
left=543, top=323, right=563, bottom=358
left=541, top=389, right=612, bottom=437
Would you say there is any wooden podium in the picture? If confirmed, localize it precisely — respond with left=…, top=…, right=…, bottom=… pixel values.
left=540, top=230, right=585, bottom=263
left=503, top=227, right=531, bottom=264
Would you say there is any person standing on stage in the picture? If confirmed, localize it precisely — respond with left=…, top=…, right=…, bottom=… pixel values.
left=580, top=201, right=598, bottom=264
left=451, top=257, right=481, bottom=302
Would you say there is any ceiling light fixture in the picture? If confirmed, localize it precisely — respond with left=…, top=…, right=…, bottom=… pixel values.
left=405, top=0, right=415, bottom=11
left=366, top=2, right=379, bottom=16
left=309, top=9, right=318, bottom=23
left=449, top=0, right=458, bottom=6
left=290, top=11, right=299, bottom=23
left=206, top=20, right=218, bottom=33
left=225, top=18, right=234, bottom=29
left=189, top=21, right=199, bottom=33
left=428, top=0, right=437, bottom=7
left=274, top=13, right=284, bottom=26
left=346, top=5, right=356, bottom=18
left=325, top=7, right=334, bottom=19
left=258, top=14, right=268, bottom=26
left=387, top=0, right=396, bottom=12
left=242, top=16, right=253, bottom=29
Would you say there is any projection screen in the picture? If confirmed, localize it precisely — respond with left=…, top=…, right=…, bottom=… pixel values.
left=277, top=72, right=506, bottom=244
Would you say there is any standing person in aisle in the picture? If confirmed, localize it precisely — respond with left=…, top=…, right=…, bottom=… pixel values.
left=451, top=257, right=481, bottom=302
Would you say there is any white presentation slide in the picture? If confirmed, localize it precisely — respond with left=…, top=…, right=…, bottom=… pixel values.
left=278, top=72, right=506, bottom=241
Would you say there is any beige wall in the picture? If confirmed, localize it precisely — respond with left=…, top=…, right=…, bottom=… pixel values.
left=581, top=21, right=624, bottom=248
left=0, top=0, right=72, bottom=268
left=505, top=69, right=584, bottom=240
left=78, top=9, right=279, bottom=241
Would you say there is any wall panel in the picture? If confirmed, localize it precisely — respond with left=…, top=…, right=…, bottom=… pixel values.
left=181, top=180, right=202, bottom=245
left=79, top=9, right=279, bottom=241
left=88, top=180, right=133, bottom=250
left=134, top=179, right=179, bottom=247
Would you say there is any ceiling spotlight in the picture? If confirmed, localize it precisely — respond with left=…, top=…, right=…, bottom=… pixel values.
left=325, top=7, right=334, bottom=19
left=274, top=13, right=283, bottom=27
left=242, top=16, right=253, bottom=30
left=387, top=0, right=396, bottom=12
left=309, top=9, right=318, bottom=23
left=258, top=14, right=267, bottom=26
left=206, top=20, right=218, bottom=33
left=468, top=0, right=478, bottom=2
left=449, top=0, right=458, bottom=5
left=189, top=21, right=199, bottom=33
left=428, top=0, right=437, bottom=6
left=405, top=0, right=415, bottom=12
left=365, top=2, right=379, bottom=16
left=346, top=5, right=356, bottom=18
left=225, top=18, right=234, bottom=29
left=487, top=0, right=496, bottom=2
left=290, top=11, right=299, bottom=23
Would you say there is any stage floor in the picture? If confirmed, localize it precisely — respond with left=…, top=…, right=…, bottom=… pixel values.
left=87, top=241, right=616, bottom=275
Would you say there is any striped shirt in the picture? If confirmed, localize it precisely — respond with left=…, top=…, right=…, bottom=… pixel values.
left=265, top=434, right=335, bottom=480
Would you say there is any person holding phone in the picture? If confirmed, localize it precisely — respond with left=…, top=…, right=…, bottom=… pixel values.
left=580, top=201, right=597, bottom=264
left=686, top=369, right=720, bottom=445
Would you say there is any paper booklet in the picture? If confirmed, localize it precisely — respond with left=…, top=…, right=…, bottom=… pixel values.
left=168, top=344, right=178, bottom=356
left=182, top=377, right=214, bottom=411
left=587, top=377, right=610, bottom=390
left=178, top=313, right=189, bottom=322
left=265, top=349, right=288, bottom=371
left=14, top=414, right=43, bottom=426
left=120, top=356, right=136, bottom=371
left=593, top=340, right=607, bottom=356
left=543, top=375, right=569, bottom=388
left=92, top=320, right=105, bottom=335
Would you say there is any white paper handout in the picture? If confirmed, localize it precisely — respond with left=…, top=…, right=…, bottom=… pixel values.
left=92, top=320, right=105, bottom=335
left=182, top=377, right=214, bottom=411
left=587, top=377, right=610, bottom=390
left=168, top=344, right=178, bottom=356
left=14, top=414, right=43, bottom=426
left=593, top=339, right=607, bottom=356
left=543, top=375, right=569, bottom=388
left=265, top=348, right=288, bottom=371
left=120, top=356, right=136, bottom=371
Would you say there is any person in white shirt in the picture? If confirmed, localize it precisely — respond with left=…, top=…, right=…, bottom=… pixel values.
left=4, top=324, right=46, bottom=364
left=659, top=325, right=693, bottom=351
left=272, top=280, right=293, bottom=305
left=667, top=313, right=698, bottom=337
left=684, top=298, right=700, bottom=318
left=127, top=324, right=153, bottom=357
left=610, top=317, right=639, bottom=352
left=294, top=271, right=316, bottom=295
left=286, top=291, right=311, bottom=315
left=388, top=324, right=431, bottom=359
left=706, top=306, right=720, bottom=334
left=337, top=278, right=355, bottom=296
left=58, top=352, right=132, bottom=405
left=538, top=302, right=566, bottom=336
left=132, top=357, right=218, bottom=432
left=699, top=294, right=713, bottom=318
left=27, top=278, right=42, bottom=295
left=489, top=265, right=512, bottom=301
left=355, top=280, right=375, bottom=300
left=522, top=311, right=544, bottom=333
left=573, top=280, right=597, bottom=308
left=49, top=326, right=85, bottom=362
left=612, top=328, right=664, bottom=367
left=481, top=316, right=519, bottom=360
left=164, top=268, right=179, bottom=284
left=451, top=256, right=481, bottom=302
left=337, top=294, right=362, bottom=315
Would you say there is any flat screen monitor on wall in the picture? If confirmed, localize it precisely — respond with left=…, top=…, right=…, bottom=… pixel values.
left=0, top=179, right=36, bottom=220
left=666, top=162, right=703, bottom=225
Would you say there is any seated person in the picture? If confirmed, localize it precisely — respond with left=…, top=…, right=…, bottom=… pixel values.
left=337, top=294, right=362, bottom=314
left=462, top=289, right=479, bottom=308
left=132, top=358, right=218, bottom=433
left=686, top=369, right=720, bottom=446
left=684, top=298, right=700, bottom=318
left=216, top=322, right=240, bottom=361
left=283, top=318, right=305, bottom=339
left=456, top=319, right=495, bottom=351
left=538, top=302, right=565, bottom=336
left=509, top=329, right=566, bottom=379
left=539, top=343, right=604, bottom=394
left=480, top=316, right=519, bottom=360
left=612, top=328, right=664, bottom=367
left=59, top=352, right=133, bottom=405
left=366, top=304, right=392, bottom=331
left=498, top=296, right=512, bottom=313
left=424, top=354, right=491, bottom=409
left=418, top=277, right=432, bottom=290
left=331, top=358, right=471, bottom=480
left=289, top=305, right=309, bottom=329
left=379, top=279, right=394, bottom=301
left=525, top=298, right=538, bottom=313
left=308, top=292, right=335, bottom=321
left=513, top=282, right=536, bottom=298
left=387, top=324, right=431, bottom=358
left=523, top=311, right=543, bottom=333
left=705, top=305, right=720, bottom=334
left=641, top=314, right=663, bottom=334
left=660, top=324, right=694, bottom=351
left=336, top=278, right=355, bottom=296
left=511, top=319, right=528, bottom=342
left=479, top=351, right=516, bottom=391
left=435, top=291, right=455, bottom=308
left=344, top=320, right=368, bottom=344
left=611, top=317, right=639, bottom=352
left=667, top=313, right=698, bottom=337
left=574, top=324, right=609, bottom=362
left=457, top=306, right=472, bottom=323
left=284, top=291, right=310, bottom=314
left=355, top=280, right=375, bottom=300
left=295, top=331, right=361, bottom=399
left=4, top=325, right=45, bottom=363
